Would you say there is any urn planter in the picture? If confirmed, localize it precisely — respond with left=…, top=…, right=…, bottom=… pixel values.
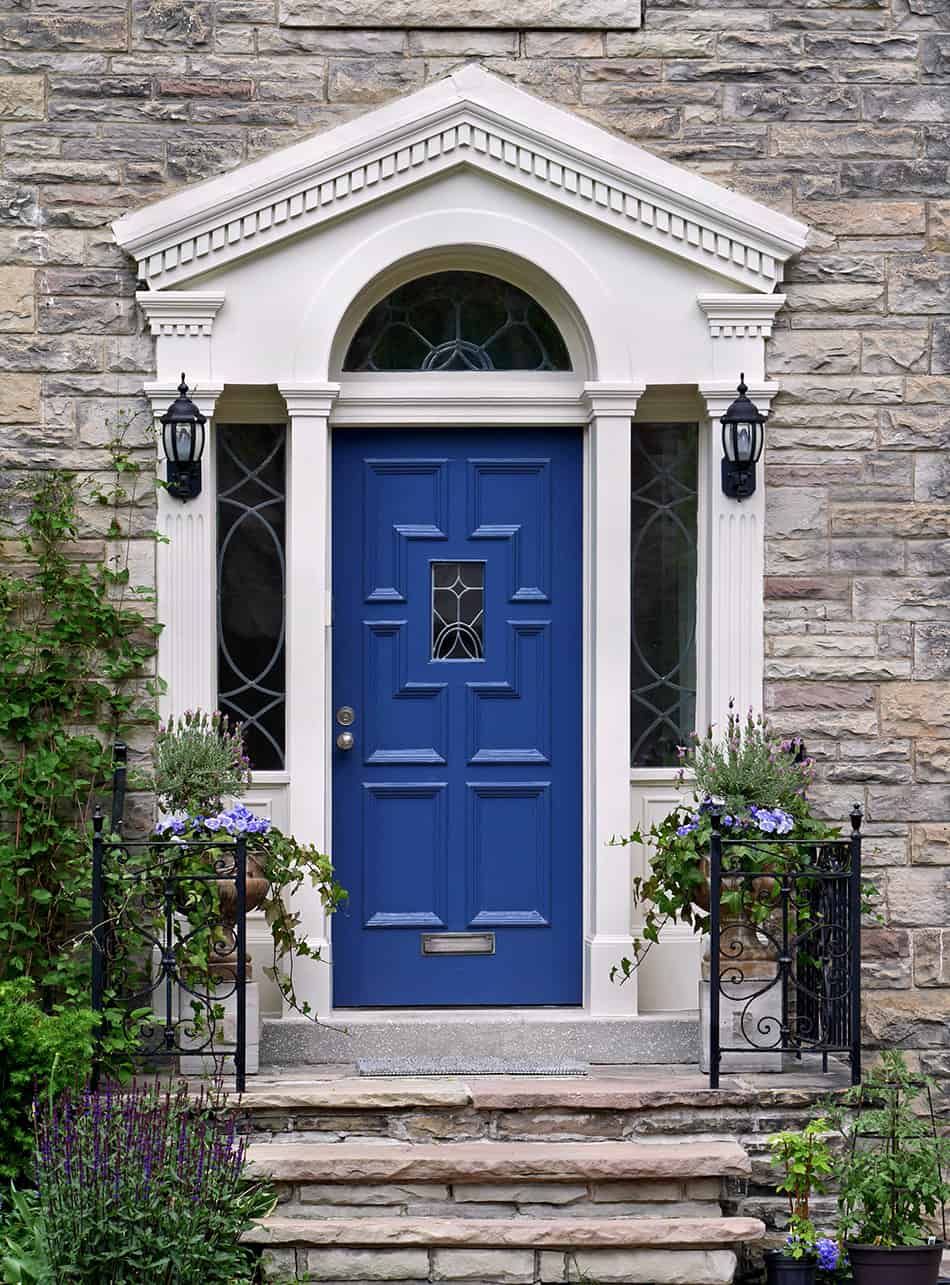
left=847, top=1242, right=944, bottom=1285
left=764, top=1250, right=816, bottom=1285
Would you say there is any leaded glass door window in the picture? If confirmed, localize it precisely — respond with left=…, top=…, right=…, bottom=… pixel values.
left=630, top=424, right=698, bottom=767
left=343, top=271, right=571, bottom=372
left=217, top=423, right=287, bottom=771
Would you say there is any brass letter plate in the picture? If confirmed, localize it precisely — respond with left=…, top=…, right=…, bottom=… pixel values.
left=421, top=932, right=495, bottom=956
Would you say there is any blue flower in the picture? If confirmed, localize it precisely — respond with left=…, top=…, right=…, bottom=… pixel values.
left=816, top=1238, right=840, bottom=1272
left=677, top=822, right=697, bottom=837
left=722, top=814, right=734, bottom=827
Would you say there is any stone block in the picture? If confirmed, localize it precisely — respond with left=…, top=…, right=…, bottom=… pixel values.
left=0, top=75, right=44, bottom=120
left=871, top=786, right=950, bottom=824
left=327, top=57, right=424, bottom=103
left=855, top=579, right=950, bottom=621
left=302, top=1249, right=429, bottom=1280
left=882, top=682, right=950, bottom=737
left=260, top=1247, right=297, bottom=1282
left=916, top=454, right=950, bottom=502
left=913, top=823, right=950, bottom=864
left=605, top=31, right=714, bottom=57
left=914, top=928, right=950, bottom=987
left=0, top=373, right=40, bottom=422
left=767, top=680, right=875, bottom=710
left=432, top=1250, right=534, bottom=1282
left=134, top=0, right=212, bottom=46
left=766, top=330, right=859, bottom=375
left=865, top=86, right=950, bottom=122
left=915, top=624, right=950, bottom=678
left=829, top=538, right=904, bottom=573
left=764, top=488, right=828, bottom=539
left=929, top=201, right=950, bottom=250
left=298, top=1183, right=450, bottom=1204
left=0, top=266, right=33, bottom=332
left=724, top=84, right=861, bottom=122
left=528, top=33, right=605, bottom=57
left=864, top=991, right=950, bottom=1048
left=453, top=1183, right=586, bottom=1204
left=1, top=15, right=128, bottom=51
left=546, top=1248, right=737, bottom=1284
left=589, top=1181, right=683, bottom=1202
left=38, top=295, right=136, bottom=335
left=863, top=329, right=930, bottom=373
left=862, top=927, right=913, bottom=989
left=916, top=741, right=950, bottom=782
left=773, top=124, right=917, bottom=159
left=280, top=0, right=641, bottom=25
left=890, top=253, right=950, bottom=313
left=889, top=868, right=950, bottom=930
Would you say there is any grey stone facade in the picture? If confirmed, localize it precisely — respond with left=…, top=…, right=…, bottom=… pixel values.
left=1, top=0, right=948, bottom=1062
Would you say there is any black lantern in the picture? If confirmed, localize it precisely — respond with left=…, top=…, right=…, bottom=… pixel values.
left=161, top=374, right=206, bottom=501
left=720, top=373, right=766, bottom=500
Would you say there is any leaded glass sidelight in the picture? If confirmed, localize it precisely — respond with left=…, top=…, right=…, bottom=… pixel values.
left=630, top=425, right=699, bottom=767
left=343, top=271, right=572, bottom=372
left=432, top=562, right=485, bottom=661
left=217, top=424, right=287, bottom=770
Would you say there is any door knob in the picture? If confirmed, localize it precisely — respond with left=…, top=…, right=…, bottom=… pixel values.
left=336, top=731, right=355, bottom=751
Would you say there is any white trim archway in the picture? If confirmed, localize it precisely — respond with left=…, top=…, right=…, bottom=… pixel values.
left=128, top=64, right=805, bottom=1022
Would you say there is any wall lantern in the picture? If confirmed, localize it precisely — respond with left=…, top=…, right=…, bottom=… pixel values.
left=720, top=373, right=766, bottom=501
left=161, top=374, right=206, bottom=501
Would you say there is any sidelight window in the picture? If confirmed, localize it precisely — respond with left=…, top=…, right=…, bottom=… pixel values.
left=630, top=424, right=699, bottom=768
left=217, top=423, right=287, bottom=770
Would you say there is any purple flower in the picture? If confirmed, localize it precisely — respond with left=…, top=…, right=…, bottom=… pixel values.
left=816, top=1238, right=840, bottom=1272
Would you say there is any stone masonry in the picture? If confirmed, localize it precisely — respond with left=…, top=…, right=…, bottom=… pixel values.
left=1, top=0, right=949, bottom=1068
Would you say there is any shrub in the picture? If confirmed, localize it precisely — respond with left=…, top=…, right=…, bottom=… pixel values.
left=33, top=1079, right=274, bottom=1285
left=0, top=981, right=95, bottom=1186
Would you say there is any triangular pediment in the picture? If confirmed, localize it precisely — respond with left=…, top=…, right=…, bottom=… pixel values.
left=113, top=65, right=807, bottom=295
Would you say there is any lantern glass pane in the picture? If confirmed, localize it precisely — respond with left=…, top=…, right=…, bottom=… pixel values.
left=630, top=424, right=698, bottom=768
left=217, top=423, right=287, bottom=771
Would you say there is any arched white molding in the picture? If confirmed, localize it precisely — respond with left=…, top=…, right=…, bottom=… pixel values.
left=293, top=206, right=627, bottom=382
left=329, top=244, right=594, bottom=380
left=112, top=66, right=807, bottom=296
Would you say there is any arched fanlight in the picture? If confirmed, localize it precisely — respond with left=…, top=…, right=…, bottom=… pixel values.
left=720, top=373, right=766, bottom=500
left=161, top=374, right=206, bottom=501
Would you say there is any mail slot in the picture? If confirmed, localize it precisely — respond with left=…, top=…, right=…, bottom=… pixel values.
left=421, top=932, right=495, bottom=956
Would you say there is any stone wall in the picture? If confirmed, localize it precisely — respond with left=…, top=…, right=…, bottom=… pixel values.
left=1, top=0, right=948, bottom=1061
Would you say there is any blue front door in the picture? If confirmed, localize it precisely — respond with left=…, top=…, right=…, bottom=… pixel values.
left=331, top=427, right=582, bottom=1007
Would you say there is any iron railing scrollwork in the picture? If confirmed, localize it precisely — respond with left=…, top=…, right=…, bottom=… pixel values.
left=91, top=811, right=248, bottom=1093
left=708, top=805, right=863, bottom=1089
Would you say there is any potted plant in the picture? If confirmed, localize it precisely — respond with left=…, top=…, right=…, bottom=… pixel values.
left=611, top=707, right=835, bottom=983
left=151, top=709, right=346, bottom=1016
left=765, top=1118, right=836, bottom=1283
left=831, top=1051, right=950, bottom=1285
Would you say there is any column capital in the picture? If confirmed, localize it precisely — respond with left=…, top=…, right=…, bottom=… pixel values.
left=582, top=381, right=646, bottom=421
left=278, top=382, right=341, bottom=418
left=136, top=290, right=226, bottom=338
left=697, top=379, right=780, bottom=422
left=697, top=292, right=786, bottom=340
left=143, top=379, right=223, bottom=419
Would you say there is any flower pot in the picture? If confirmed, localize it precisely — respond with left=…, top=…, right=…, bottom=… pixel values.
left=764, top=1249, right=816, bottom=1285
left=847, top=1242, right=944, bottom=1285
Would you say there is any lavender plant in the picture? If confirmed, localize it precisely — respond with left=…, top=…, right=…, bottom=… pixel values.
left=154, top=710, right=250, bottom=817
left=32, top=1079, right=273, bottom=1284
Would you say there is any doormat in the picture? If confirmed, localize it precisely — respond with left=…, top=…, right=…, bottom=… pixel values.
left=357, top=1057, right=589, bottom=1077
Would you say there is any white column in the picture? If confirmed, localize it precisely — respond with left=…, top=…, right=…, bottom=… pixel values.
left=278, top=382, right=340, bottom=1016
left=582, top=382, right=645, bottom=1016
left=145, top=379, right=223, bottom=724
left=697, top=377, right=778, bottom=732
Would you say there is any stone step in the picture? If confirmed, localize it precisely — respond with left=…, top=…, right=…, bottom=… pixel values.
left=261, top=1014, right=699, bottom=1067
left=249, top=1217, right=762, bottom=1283
left=247, top=1213, right=766, bottom=1248
left=247, top=1140, right=752, bottom=1185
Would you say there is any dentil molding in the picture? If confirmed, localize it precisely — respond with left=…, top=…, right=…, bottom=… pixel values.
left=137, top=292, right=226, bottom=337
left=113, top=67, right=808, bottom=297
left=697, top=293, right=787, bottom=340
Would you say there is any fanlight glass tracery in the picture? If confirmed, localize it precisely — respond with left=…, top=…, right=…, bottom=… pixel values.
left=343, top=271, right=572, bottom=372
left=630, top=424, right=699, bottom=768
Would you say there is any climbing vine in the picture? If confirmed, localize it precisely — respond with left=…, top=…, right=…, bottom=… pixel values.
left=0, top=420, right=160, bottom=1028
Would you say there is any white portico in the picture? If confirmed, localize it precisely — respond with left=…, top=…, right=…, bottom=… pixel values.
left=114, top=64, right=807, bottom=1032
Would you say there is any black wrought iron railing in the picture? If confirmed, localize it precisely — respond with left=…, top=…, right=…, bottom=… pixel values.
left=708, top=805, right=863, bottom=1089
left=91, top=748, right=249, bottom=1092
